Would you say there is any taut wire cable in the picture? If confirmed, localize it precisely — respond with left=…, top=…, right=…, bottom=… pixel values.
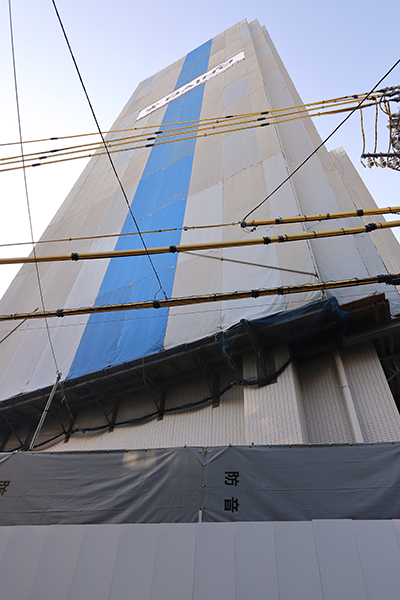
left=242, top=59, right=400, bottom=222
left=1, top=271, right=399, bottom=323
left=0, top=91, right=384, bottom=148
left=51, top=0, right=167, bottom=300
left=7, top=0, right=60, bottom=375
left=0, top=218, right=398, bottom=266
left=360, top=107, right=367, bottom=167
left=0, top=205, right=398, bottom=251
left=0, top=100, right=386, bottom=173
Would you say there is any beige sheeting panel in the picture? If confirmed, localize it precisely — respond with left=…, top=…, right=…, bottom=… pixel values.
left=0, top=60, right=180, bottom=399
left=0, top=20, right=398, bottom=401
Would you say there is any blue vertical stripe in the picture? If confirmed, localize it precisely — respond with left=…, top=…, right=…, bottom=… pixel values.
left=68, top=40, right=212, bottom=378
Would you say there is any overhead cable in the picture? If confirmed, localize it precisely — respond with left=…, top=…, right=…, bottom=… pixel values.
left=240, top=206, right=400, bottom=229
left=0, top=90, right=385, bottom=148
left=7, top=0, right=60, bottom=375
left=241, top=61, right=400, bottom=222
left=0, top=219, right=399, bottom=266
left=1, top=272, right=400, bottom=323
left=180, top=251, right=318, bottom=277
left=0, top=94, right=392, bottom=172
left=361, top=90, right=400, bottom=170
left=1, top=205, right=399, bottom=250
left=51, top=0, right=167, bottom=301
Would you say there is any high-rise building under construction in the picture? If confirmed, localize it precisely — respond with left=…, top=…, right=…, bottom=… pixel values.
left=1, top=19, right=400, bottom=599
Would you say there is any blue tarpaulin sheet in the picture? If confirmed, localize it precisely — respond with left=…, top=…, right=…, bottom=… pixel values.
left=68, top=40, right=212, bottom=379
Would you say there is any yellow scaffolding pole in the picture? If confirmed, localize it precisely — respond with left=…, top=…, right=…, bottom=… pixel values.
left=0, top=219, right=399, bottom=266
left=1, top=272, right=399, bottom=322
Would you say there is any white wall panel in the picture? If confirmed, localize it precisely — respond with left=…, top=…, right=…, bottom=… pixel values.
left=298, top=351, right=354, bottom=444
left=66, top=525, right=121, bottom=600
left=236, top=521, right=279, bottom=600
left=0, top=526, right=48, bottom=600
left=274, top=521, right=323, bottom=600
left=313, top=520, right=368, bottom=600
left=224, top=162, right=268, bottom=226
left=223, top=129, right=261, bottom=179
left=42, top=375, right=244, bottom=452
left=354, top=520, right=400, bottom=600
left=1, top=520, right=400, bottom=600
left=243, top=347, right=305, bottom=445
left=0, top=527, right=12, bottom=564
left=187, top=140, right=223, bottom=196
left=194, top=522, right=235, bottom=600
left=151, top=523, right=197, bottom=600
left=109, top=524, right=158, bottom=600
left=224, top=75, right=250, bottom=107
left=27, top=525, right=85, bottom=600
left=343, top=343, right=400, bottom=442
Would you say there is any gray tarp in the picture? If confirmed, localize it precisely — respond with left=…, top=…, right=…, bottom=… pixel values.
left=1, top=443, right=400, bottom=525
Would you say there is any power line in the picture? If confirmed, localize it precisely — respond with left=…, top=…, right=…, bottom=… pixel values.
left=0, top=89, right=383, bottom=149
left=1, top=271, right=399, bottom=322
left=242, top=59, right=400, bottom=222
left=7, top=0, right=60, bottom=375
left=0, top=98, right=388, bottom=173
left=180, top=251, right=317, bottom=277
left=51, top=0, right=168, bottom=300
left=0, top=219, right=398, bottom=266
left=0, top=205, right=398, bottom=251
left=0, top=290, right=380, bottom=337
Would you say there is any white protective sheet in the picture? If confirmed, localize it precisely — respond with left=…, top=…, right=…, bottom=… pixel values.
left=0, top=19, right=398, bottom=401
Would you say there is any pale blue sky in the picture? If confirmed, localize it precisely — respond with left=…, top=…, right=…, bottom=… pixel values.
left=0, top=0, right=398, bottom=297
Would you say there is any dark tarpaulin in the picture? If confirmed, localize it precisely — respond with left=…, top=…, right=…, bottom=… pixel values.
left=219, top=297, right=348, bottom=361
left=0, top=443, right=400, bottom=525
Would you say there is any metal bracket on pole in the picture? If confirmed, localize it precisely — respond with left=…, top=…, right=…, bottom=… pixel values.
left=28, top=373, right=61, bottom=451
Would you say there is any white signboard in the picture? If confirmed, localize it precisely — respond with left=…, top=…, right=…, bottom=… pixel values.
left=137, top=51, right=245, bottom=121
